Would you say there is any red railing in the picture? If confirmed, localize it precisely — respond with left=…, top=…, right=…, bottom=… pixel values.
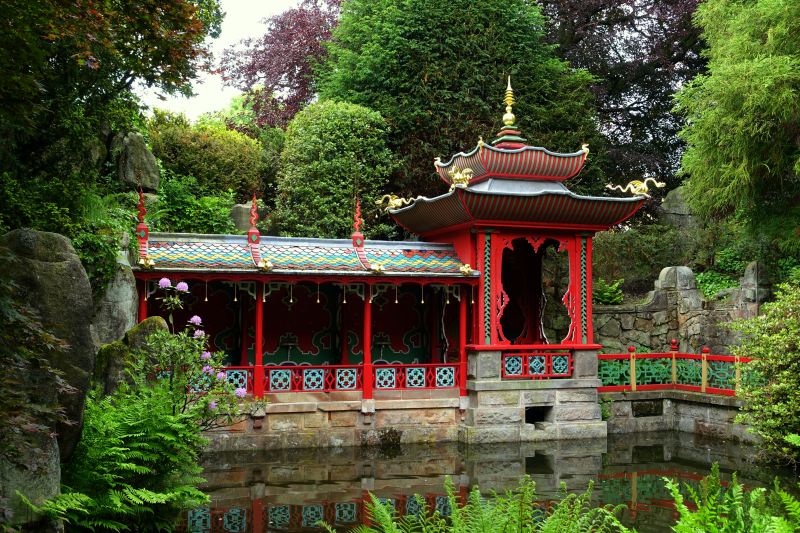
left=501, top=351, right=573, bottom=379
left=598, top=344, right=753, bottom=396
left=373, top=363, right=459, bottom=390
left=223, top=366, right=254, bottom=393
left=262, top=364, right=364, bottom=393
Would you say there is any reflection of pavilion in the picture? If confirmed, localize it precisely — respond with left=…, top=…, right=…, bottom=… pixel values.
left=133, top=80, right=645, bottom=445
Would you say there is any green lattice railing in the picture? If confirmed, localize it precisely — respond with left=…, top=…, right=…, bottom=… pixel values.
left=598, top=346, right=754, bottom=396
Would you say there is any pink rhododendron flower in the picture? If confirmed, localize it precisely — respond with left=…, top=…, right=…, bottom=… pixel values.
left=216, top=371, right=226, bottom=380
left=200, top=351, right=212, bottom=361
left=202, top=365, right=213, bottom=375
left=234, top=387, right=247, bottom=398
left=176, top=281, right=189, bottom=292
left=193, top=329, right=205, bottom=338
left=158, top=277, right=172, bottom=289
left=209, top=401, right=217, bottom=410
left=189, top=315, right=202, bottom=326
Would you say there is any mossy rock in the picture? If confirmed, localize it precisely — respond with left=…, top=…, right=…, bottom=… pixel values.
left=94, top=316, right=168, bottom=395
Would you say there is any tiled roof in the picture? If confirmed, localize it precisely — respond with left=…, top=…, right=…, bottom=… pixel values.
left=141, top=233, right=473, bottom=277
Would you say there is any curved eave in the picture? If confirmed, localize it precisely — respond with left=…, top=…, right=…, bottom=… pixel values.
left=434, top=144, right=588, bottom=185
left=389, top=188, right=646, bottom=235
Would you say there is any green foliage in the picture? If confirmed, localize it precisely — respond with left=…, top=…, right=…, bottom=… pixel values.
left=323, top=476, right=630, bottom=532
left=674, top=0, right=800, bottom=219
left=666, top=463, right=800, bottom=532
left=733, top=275, right=800, bottom=462
left=592, top=224, right=688, bottom=294
left=149, top=110, right=266, bottom=199
left=28, top=283, right=241, bottom=530
left=274, top=100, right=397, bottom=239
left=0, top=278, right=72, bottom=467
left=316, top=0, right=607, bottom=198
left=696, top=271, right=739, bottom=299
left=593, top=278, right=624, bottom=305
left=151, top=173, right=237, bottom=234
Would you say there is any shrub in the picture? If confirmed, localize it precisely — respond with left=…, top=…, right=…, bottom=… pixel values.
left=593, top=278, right=624, bottom=305
left=666, top=463, right=800, bottom=532
left=148, top=110, right=265, bottom=199
left=695, top=270, right=738, bottom=299
left=274, top=100, right=397, bottom=239
left=152, top=174, right=237, bottom=235
left=734, top=273, right=800, bottom=463
left=27, top=281, right=242, bottom=530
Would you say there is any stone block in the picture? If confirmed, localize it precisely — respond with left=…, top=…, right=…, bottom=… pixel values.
left=610, top=401, right=632, bottom=418
left=620, top=314, right=636, bottom=330
left=598, top=318, right=621, bottom=337
left=428, top=388, right=460, bottom=399
left=401, top=389, right=431, bottom=400
left=303, top=412, right=327, bottom=429
left=557, top=389, right=597, bottom=403
left=466, top=407, right=522, bottom=426
left=556, top=421, right=607, bottom=440
left=373, top=390, right=403, bottom=401
left=459, top=425, right=520, bottom=444
left=266, top=402, right=317, bottom=414
left=573, top=350, right=598, bottom=378
left=318, top=401, right=362, bottom=411
left=322, top=429, right=357, bottom=448
left=478, top=391, right=521, bottom=407
left=552, top=404, right=601, bottom=422
left=268, top=413, right=303, bottom=432
left=330, top=411, right=358, bottom=427
left=474, top=351, right=501, bottom=379
left=520, top=422, right=557, bottom=442
left=520, top=390, right=555, bottom=405
left=328, top=390, right=363, bottom=402
left=376, top=408, right=455, bottom=426
left=284, top=430, right=319, bottom=449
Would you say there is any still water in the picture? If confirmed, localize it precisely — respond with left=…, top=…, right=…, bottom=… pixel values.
left=181, top=431, right=796, bottom=532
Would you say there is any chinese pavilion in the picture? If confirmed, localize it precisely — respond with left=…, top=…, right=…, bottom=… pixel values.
left=133, top=80, right=646, bottom=445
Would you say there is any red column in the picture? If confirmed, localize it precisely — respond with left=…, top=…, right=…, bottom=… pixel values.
left=340, top=289, right=350, bottom=364
left=362, top=293, right=373, bottom=400
left=239, top=297, right=249, bottom=366
left=253, top=281, right=265, bottom=398
left=138, top=279, right=148, bottom=322
left=584, top=235, right=594, bottom=344
left=251, top=497, right=264, bottom=533
left=429, top=289, right=441, bottom=363
left=459, top=289, right=468, bottom=398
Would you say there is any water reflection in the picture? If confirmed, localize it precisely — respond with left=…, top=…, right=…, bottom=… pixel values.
left=181, top=431, right=792, bottom=532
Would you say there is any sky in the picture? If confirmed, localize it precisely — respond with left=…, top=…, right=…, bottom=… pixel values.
left=136, top=0, right=299, bottom=121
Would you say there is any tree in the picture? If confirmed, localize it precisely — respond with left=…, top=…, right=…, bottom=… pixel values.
left=274, top=100, right=396, bottom=239
left=539, top=0, right=704, bottom=190
left=315, top=0, right=607, bottom=198
left=219, top=0, right=341, bottom=128
left=735, top=270, right=800, bottom=463
left=674, top=0, right=800, bottom=219
left=148, top=110, right=266, bottom=199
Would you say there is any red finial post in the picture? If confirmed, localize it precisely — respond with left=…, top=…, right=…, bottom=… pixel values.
left=247, top=193, right=260, bottom=245
left=351, top=198, right=364, bottom=249
left=135, top=188, right=151, bottom=267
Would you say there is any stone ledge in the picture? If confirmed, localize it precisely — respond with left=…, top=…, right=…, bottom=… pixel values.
left=469, top=378, right=601, bottom=391
left=265, top=402, right=317, bottom=414
left=601, top=389, right=742, bottom=408
left=375, top=398, right=459, bottom=410
left=317, top=401, right=361, bottom=412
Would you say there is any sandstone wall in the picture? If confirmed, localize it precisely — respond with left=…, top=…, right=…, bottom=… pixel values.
left=592, top=264, right=770, bottom=354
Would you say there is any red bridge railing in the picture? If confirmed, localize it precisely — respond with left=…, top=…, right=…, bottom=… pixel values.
left=598, top=342, right=753, bottom=396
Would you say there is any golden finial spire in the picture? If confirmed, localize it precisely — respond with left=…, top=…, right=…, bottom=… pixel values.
left=502, top=76, right=516, bottom=126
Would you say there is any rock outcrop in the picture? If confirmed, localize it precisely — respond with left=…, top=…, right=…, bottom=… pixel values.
left=91, top=232, right=138, bottom=346
left=0, top=229, right=97, bottom=459
left=112, top=131, right=160, bottom=191
left=94, top=316, right=168, bottom=396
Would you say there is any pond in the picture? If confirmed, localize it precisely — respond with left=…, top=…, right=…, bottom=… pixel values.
left=180, top=431, right=796, bottom=532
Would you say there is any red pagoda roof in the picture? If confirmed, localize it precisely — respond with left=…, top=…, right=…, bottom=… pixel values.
left=389, top=182, right=645, bottom=235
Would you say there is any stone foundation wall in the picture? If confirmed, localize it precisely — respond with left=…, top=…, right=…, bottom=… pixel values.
left=460, top=349, right=606, bottom=444
left=204, top=389, right=463, bottom=452
left=592, top=264, right=770, bottom=354
left=603, top=390, right=755, bottom=444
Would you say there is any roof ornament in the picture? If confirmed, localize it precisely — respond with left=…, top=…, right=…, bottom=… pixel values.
left=351, top=198, right=374, bottom=272
left=448, top=166, right=473, bottom=191
left=377, top=194, right=414, bottom=212
left=135, top=188, right=154, bottom=268
left=247, top=193, right=265, bottom=268
left=581, top=143, right=590, bottom=154
left=605, top=178, right=666, bottom=198
left=502, top=76, right=516, bottom=126
left=459, top=264, right=474, bottom=276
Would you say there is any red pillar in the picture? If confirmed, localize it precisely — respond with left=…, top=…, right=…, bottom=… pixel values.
left=362, top=293, right=373, bottom=400
left=251, top=497, right=264, bottom=533
left=340, top=289, right=350, bottom=364
left=253, top=281, right=265, bottom=398
left=239, top=297, right=249, bottom=366
left=138, top=279, right=148, bottom=322
left=459, top=290, right=468, bottom=398
left=429, top=289, right=441, bottom=363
